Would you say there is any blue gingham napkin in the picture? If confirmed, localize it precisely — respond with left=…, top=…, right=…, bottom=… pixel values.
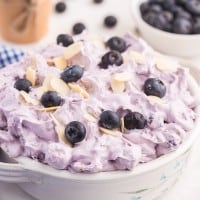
left=0, top=45, right=24, bottom=68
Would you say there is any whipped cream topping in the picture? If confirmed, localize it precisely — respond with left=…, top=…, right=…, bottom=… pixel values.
left=0, top=33, right=197, bottom=173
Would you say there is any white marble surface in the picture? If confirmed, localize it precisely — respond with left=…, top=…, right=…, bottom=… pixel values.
left=0, top=0, right=200, bottom=199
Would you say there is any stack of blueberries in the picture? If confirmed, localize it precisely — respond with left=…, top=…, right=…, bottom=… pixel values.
left=140, top=0, right=200, bottom=34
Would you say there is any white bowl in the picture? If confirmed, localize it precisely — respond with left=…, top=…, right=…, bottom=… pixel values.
left=0, top=68, right=199, bottom=200
left=131, top=0, right=200, bottom=58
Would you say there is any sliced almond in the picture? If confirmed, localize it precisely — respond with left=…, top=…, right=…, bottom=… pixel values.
left=126, top=51, right=145, bottom=64
left=111, top=79, right=125, bottom=93
left=113, top=72, right=132, bottom=82
left=50, top=77, right=69, bottom=95
left=26, top=67, right=37, bottom=86
left=147, top=96, right=165, bottom=105
left=19, top=91, right=39, bottom=106
left=84, top=113, right=96, bottom=122
left=156, top=57, right=177, bottom=72
left=68, top=83, right=89, bottom=99
left=36, top=86, right=46, bottom=99
left=88, top=34, right=105, bottom=50
left=50, top=113, right=71, bottom=146
left=64, top=42, right=82, bottom=60
left=120, top=118, right=125, bottom=133
left=42, top=74, right=55, bottom=91
left=99, top=127, right=122, bottom=137
left=36, top=106, right=61, bottom=112
left=53, top=56, right=67, bottom=70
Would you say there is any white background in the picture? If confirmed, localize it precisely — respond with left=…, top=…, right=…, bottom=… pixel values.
left=0, top=0, right=200, bottom=199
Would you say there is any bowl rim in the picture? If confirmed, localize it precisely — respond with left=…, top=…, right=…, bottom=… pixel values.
left=131, top=0, right=200, bottom=40
left=14, top=72, right=200, bottom=182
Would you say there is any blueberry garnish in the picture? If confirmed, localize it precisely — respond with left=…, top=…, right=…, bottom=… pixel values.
left=72, top=23, right=86, bottom=35
left=144, top=78, right=166, bottom=98
left=61, top=65, right=84, bottom=83
left=185, top=1, right=200, bottom=16
left=41, top=91, right=62, bottom=108
left=104, top=15, right=117, bottom=28
left=55, top=2, right=67, bottom=13
left=106, top=36, right=127, bottom=53
left=124, top=112, right=147, bottom=130
left=57, top=34, right=74, bottom=47
left=99, top=50, right=123, bottom=69
left=14, top=78, right=32, bottom=93
left=65, top=121, right=86, bottom=144
left=99, top=110, right=120, bottom=130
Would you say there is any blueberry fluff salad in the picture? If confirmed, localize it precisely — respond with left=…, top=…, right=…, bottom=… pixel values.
left=140, top=0, right=200, bottom=34
left=0, top=32, right=198, bottom=173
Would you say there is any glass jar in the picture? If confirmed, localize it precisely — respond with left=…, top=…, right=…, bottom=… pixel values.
left=0, top=0, right=52, bottom=43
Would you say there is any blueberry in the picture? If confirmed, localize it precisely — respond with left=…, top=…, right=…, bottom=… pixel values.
left=163, top=11, right=174, bottom=22
left=149, top=4, right=163, bottom=13
left=176, top=10, right=192, bottom=21
left=72, top=23, right=86, bottom=35
left=144, top=78, right=166, bottom=98
left=185, top=1, right=200, bottom=16
left=149, top=0, right=164, bottom=5
left=124, top=112, right=147, bottom=130
left=65, top=121, right=86, bottom=144
left=14, top=78, right=32, bottom=93
left=40, top=91, right=62, bottom=108
left=93, top=0, right=104, bottom=3
left=99, top=50, right=123, bottom=69
left=56, top=34, right=74, bottom=47
left=99, top=110, right=120, bottom=129
left=163, top=0, right=176, bottom=10
left=55, top=2, right=67, bottom=13
left=143, top=12, right=169, bottom=31
left=172, top=17, right=192, bottom=34
left=61, top=65, right=84, bottom=83
left=193, top=17, right=200, bottom=34
left=140, top=2, right=150, bottom=15
left=104, top=15, right=117, bottom=28
left=176, top=0, right=187, bottom=6
left=106, top=36, right=127, bottom=53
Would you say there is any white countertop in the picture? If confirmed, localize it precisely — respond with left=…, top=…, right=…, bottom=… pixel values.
left=0, top=0, right=200, bottom=199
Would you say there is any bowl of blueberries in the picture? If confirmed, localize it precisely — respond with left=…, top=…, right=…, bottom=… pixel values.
left=132, top=0, right=200, bottom=57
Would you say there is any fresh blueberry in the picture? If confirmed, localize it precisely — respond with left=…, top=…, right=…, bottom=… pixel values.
left=163, top=11, right=174, bottom=22
left=176, top=10, right=192, bottom=20
left=163, top=0, right=176, bottom=10
left=124, top=112, right=147, bottom=130
left=104, top=15, right=117, bottom=28
left=72, top=23, right=86, bottom=35
left=149, top=4, right=163, bottom=13
left=143, top=12, right=169, bottom=31
left=185, top=1, right=200, bottom=16
left=144, top=78, right=166, bottom=98
left=55, top=2, right=67, bottom=13
left=172, top=17, right=192, bottom=34
left=14, top=78, right=32, bottom=93
left=61, top=65, right=84, bottom=83
left=99, top=50, right=123, bottom=69
left=193, top=17, right=200, bottom=34
left=106, top=36, right=127, bottom=53
left=40, top=91, right=62, bottom=108
left=149, top=0, right=164, bottom=5
left=168, top=5, right=183, bottom=14
left=140, top=2, right=150, bottom=15
left=65, top=121, right=86, bottom=144
left=56, top=34, right=74, bottom=47
left=93, top=0, right=104, bottom=3
left=176, top=0, right=187, bottom=6
left=99, top=110, right=120, bottom=129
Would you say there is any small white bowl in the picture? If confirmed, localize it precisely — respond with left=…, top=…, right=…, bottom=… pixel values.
left=131, top=0, right=200, bottom=58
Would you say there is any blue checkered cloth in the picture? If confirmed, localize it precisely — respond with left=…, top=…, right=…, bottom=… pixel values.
left=0, top=45, right=24, bottom=68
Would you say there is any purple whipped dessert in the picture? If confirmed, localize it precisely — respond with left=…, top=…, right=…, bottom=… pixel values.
left=0, top=32, right=198, bottom=173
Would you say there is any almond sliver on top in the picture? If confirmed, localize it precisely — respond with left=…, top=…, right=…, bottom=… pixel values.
left=112, top=72, right=132, bottom=82
left=25, top=67, right=37, bottom=86
left=50, top=77, right=69, bottom=95
left=64, top=42, right=82, bottom=60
